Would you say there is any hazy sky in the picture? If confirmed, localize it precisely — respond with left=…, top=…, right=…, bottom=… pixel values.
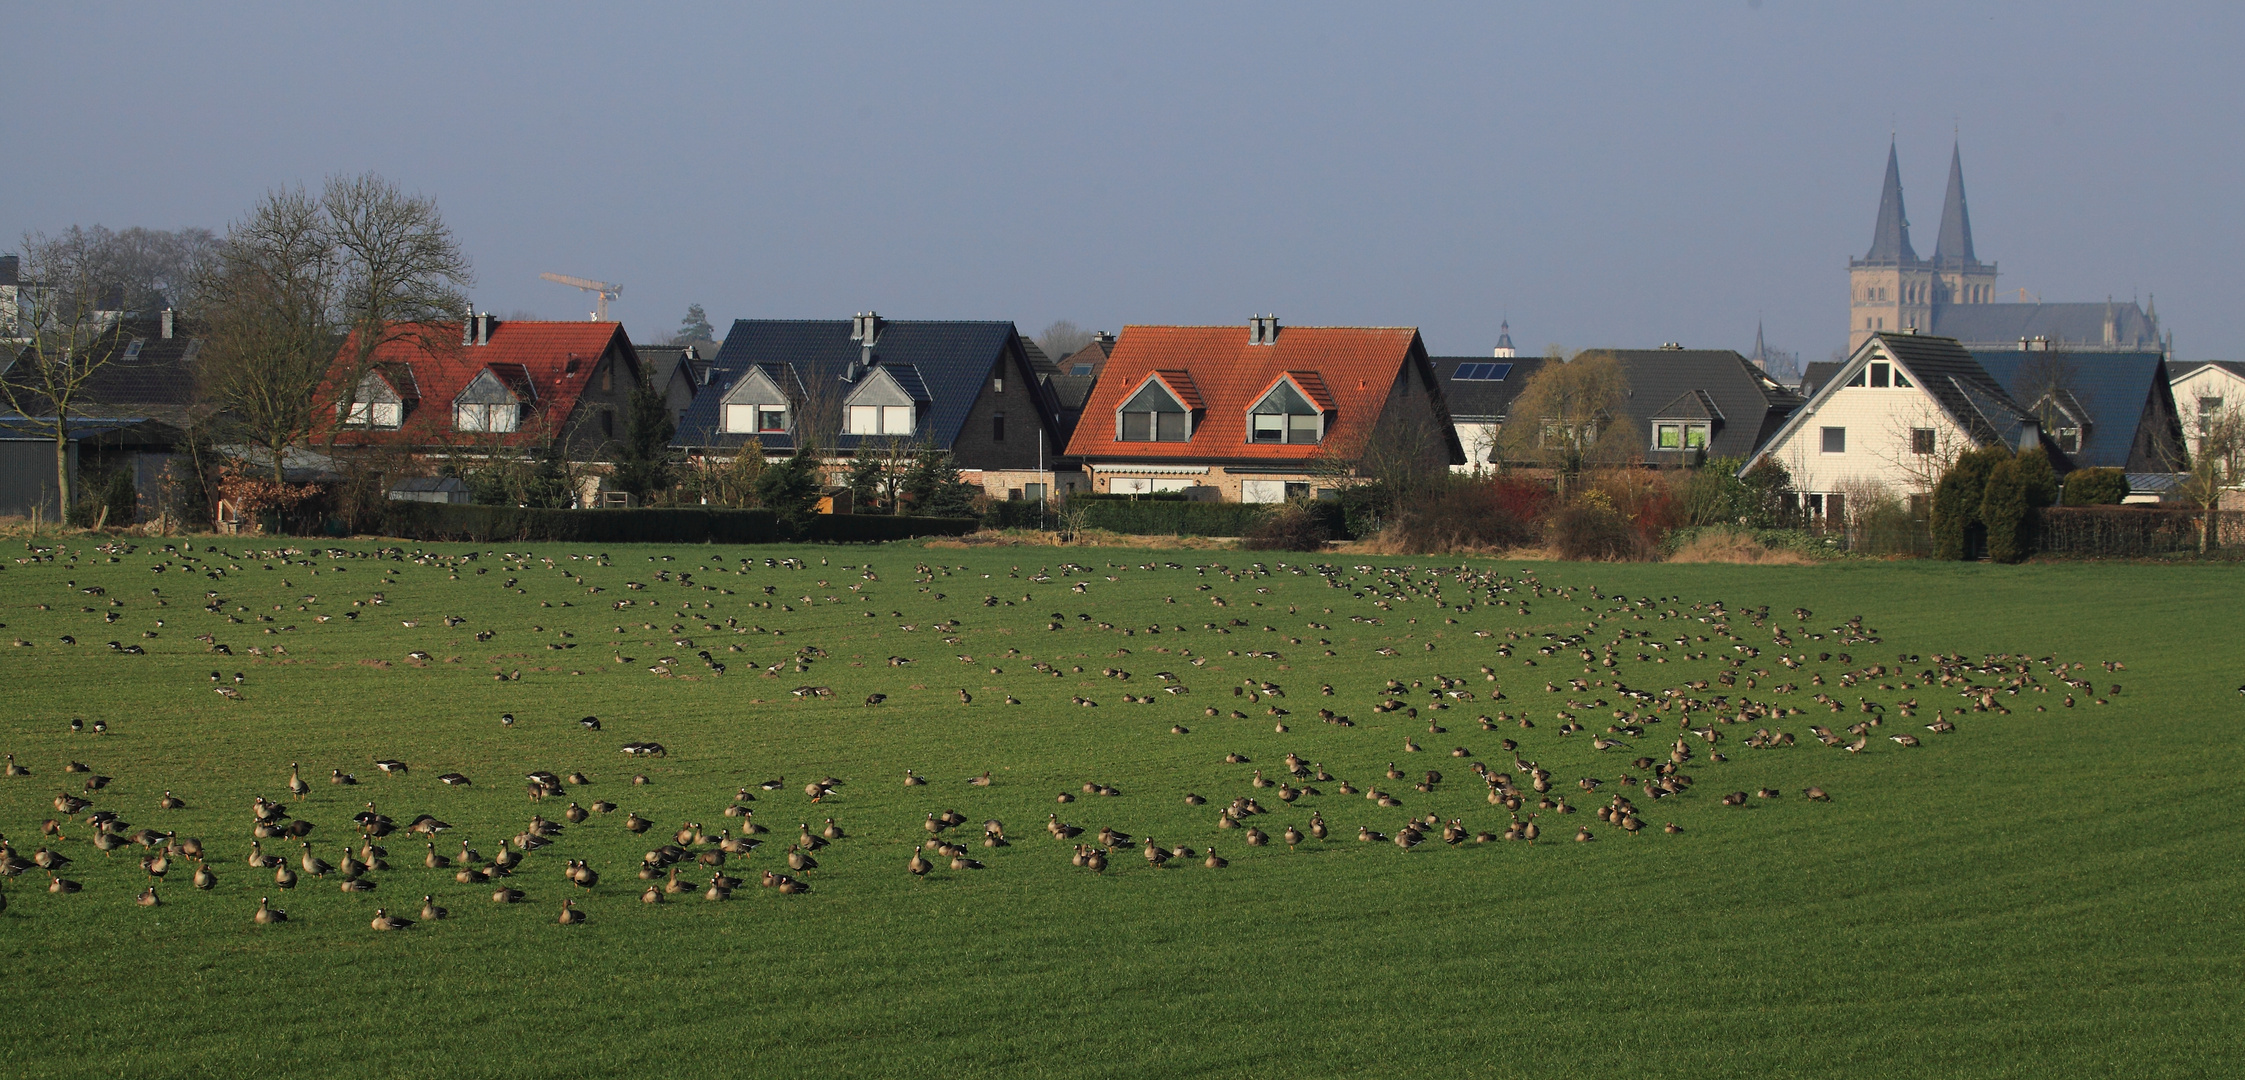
left=12, top=3, right=2240, bottom=362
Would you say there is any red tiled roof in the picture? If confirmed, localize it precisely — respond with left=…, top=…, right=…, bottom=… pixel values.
left=319, top=320, right=629, bottom=446
left=1063, top=325, right=1422, bottom=462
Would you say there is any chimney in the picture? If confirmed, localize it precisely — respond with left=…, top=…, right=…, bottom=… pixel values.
left=475, top=313, right=493, bottom=346
left=1249, top=315, right=1280, bottom=345
left=463, top=305, right=475, bottom=346
left=846, top=311, right=882, bottom=380
left=160, top=308, right=174, bottom=340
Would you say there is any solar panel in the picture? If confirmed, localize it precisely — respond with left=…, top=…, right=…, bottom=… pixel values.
left=1453, top=362, right=1512, bottom=381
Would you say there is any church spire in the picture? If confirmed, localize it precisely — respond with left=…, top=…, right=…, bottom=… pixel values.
left=1493, top=319, right=1516, bottom=358
left=1864, top=141, right=1917, bottom=264
left=1751, top=321, right=1767, bottom=365
left=1933, top=142, right=1976, bottom=265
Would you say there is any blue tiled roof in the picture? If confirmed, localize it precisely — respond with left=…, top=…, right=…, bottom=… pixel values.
left=1972, top=351, right=2178, bottom=470
left=674, top=320, right=1023, bottom=452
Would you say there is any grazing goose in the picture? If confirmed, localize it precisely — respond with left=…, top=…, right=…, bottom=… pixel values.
left=373, top=759, right=408, bottom=776
left=253, top=897, right=286, bottom=923
left=369, top=908, right=411, bottom=930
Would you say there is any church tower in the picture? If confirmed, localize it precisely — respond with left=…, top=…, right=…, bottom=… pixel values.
left=1848, top=142, right=1936, bottom=352
left=1929, top=144, right=1999, bottom=312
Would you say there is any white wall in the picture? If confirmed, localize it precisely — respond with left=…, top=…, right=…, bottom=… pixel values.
left=1764, top=378, right=1969, bottom=498
left=2171, top=366, right=2245, bottom=460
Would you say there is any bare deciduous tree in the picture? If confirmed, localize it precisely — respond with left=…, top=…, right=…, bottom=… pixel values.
left=1035, top=319, right=1094, bottom=361
left=2181, top=404, right=2245, bottom=553
left=0, top=228, right=137, bottom=514
left=1492, top=350, right=1635, bottom=498
left=198, top=174, right=471, bottom=482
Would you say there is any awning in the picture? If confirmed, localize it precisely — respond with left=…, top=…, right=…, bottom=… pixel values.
left=1089, top=464, right=1209, bottom=475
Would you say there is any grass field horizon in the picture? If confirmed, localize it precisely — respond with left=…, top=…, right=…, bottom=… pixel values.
left=0, top=537, right=2238, bottom=1078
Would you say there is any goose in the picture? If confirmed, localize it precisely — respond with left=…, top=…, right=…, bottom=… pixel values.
left=48, top=873, right=82, bottom=894
left=300, top=843, right=331, bottom=876
left=557, top=900, right=586, bottom=925
left=492, top=886, right=524, bottom=903
left=330, top=770, right=357, bottom=785
left=253, top=897, right=286, bottom=923
left=903, top=770, right=927, bottom=786
left=1183, top=793, right=1206, bottom=806
left=641, top=885, right=664, bottom=904
left=337, top=847, right=366, bottom=879
left=370, top=908, right=411, bottom=930
left=664, top=868, right=695, bottom=895
left=373, top=759, right=408, bottom=776
left=138, top=886, right=162, bottom=906
left=424, top=843, right=450, bottom=869
left=158, top=791, right=184, bottom=810
left=192, top=862, right=216, bottom=890
left=950, top=855, right=984, bottom=870
left=287, top=764, right=309, bottom=799
left=419, top=895, right=449, bottom=920
left=1084, top=848, right=1107, bottom=873
left=457, top=840, right=483, bottom=866
left=821, top=818, right=845, bottom=840
left=703, top=880, right=731, bottom=901
left=908, top=850, right=931, bottom=876
left=33, top=847, right=69, bottom=870
left=563, top=803, right=588, bottom=823
left=590, top=801, right=618, bottom=814
left=1283, top=826, right=1303, bottom=848
left=339, top=878, right=377, bottom=892
left=1308, top=814, right=1328, bottom=840
left=624, top=813, right=652, bottom=834
left=2, top=753, right=24, bottom=777
left=1204, top=848, right=1227, bottom=869
left=273, top=865, right=297, bottom=889
left=786, top=846, right=817, bottom=871
left=969, top=771, right=992, bottom=787
left=438, top=773, right=471, bottom=787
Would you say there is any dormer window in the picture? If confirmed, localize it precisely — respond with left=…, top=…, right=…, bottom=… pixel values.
left=1248, top=379, right=1323, bottom=444
left=1848, top=361, right=1914, bottom=389
left=847, top=404, right=915, bottom=436
left=455, top=402, right=519, bottom=433
left=1118, top=379, right=1191, bottom=442
left=453, top=367, right=528, bottom=433
left=1653, top=422, right=1709, bottom=451
left=341, top=371, right=407, bottom=429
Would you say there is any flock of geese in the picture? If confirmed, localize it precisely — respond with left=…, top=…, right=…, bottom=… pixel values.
left=0, top=543, right=2134, bottom=930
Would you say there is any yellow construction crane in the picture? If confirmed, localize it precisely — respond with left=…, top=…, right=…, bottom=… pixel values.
left=539, top=272, right=622, bottom=320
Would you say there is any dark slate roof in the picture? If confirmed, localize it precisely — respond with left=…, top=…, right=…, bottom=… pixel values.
left=1047, top=373, right=1097, bottom=410
left=1, top=316, right=211, bottom=424
left=1928, top=301, right=2161, bottom=351
left=1019, top=335, right=1059, bottom=378
left=1602, top=350, right=1804, bottom=463
left=675, top=319, right=1037, bottom=452
left=1972, top=350, right=2185, bottom=470
left=2167, top=360, right=2245, bottom=382
left=1799, top=361, right=1843, bottom=398
left=1872, top=333, right=2038, bottom=447
left=1932, top=144, right=1979, bottom=266
left=1429, top=355, right=1546, bottom=421
left=1860, top=143, right=1917, bottom=264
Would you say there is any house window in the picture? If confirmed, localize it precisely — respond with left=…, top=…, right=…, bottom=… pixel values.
left=1911, top=428, right=1936, bottom=455
left=601, top=364, right=612, bottom=392
left=1870, top=363, right=1891, bottom=387
left=2200, top=398, right=2225, bottom=437
left=455, top=403, right=519, bottom=433
left=1241, top=480, right=1290, bottom=503
left=1071, top=364, right=1094, bottom=376
left=340, top=402, right=403, bottom=429
left=848, top=405, right=916, bottom=437
left=1248, top=380, right=1322, bottom=444
left=1118, top=380, right=1190, bottom=442
left=1821, top=426, right=1846, bottom=454
left=993, top=376, right=1004, bottom=394
left=1023, top=483, right=1045, bottom=503
left=757, top=407, right=787, bottom=432
left=992, top=412, right=1005, bottom=443
left=1112, top=476, right=1191, bottom=494
left=1653, top=423, right=1709, bottom=450
left=2054, top=427, right=2081, bottom=453
left=601, top=410, right=614, bottom=438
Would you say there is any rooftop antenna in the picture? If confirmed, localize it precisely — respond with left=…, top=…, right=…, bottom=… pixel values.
left=539, top=273, right=622, bottom=321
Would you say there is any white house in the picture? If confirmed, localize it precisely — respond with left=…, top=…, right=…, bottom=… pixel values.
left=1741, top=331, right=2042, bottom=523
left=2168, top=361, right=2245, bottom=462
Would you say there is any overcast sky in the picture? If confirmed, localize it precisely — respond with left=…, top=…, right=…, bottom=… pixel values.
left=12, top=3, right=2239, bottom=361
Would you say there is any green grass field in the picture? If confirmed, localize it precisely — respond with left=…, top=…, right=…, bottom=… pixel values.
left=0, top=537, right=2239, bottom=1079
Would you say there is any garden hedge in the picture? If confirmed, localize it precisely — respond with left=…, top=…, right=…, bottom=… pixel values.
left=379, top=502, right=975, bottom=544
left=1074, top=499, right=1275, bottom=537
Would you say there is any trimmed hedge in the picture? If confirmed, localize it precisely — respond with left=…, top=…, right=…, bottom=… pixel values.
left=379, top=502, right=975, bottom=544
left=1075, top=499, right=1274, bottom=537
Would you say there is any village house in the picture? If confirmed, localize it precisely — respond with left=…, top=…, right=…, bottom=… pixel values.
left=1742, top=331, right=2048, bottom=524
left=1062, top=317, right=1461, bottom=501
left=672, top=314, right=1073, bottom=502
left=318, top=314, right=652, bottom=468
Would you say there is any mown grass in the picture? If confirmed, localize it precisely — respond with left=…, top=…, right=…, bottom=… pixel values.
left=0, top=539, right=2239, bottom=1079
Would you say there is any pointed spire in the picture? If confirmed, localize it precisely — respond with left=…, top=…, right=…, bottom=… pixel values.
left=1493, top=320, right=1516, bottom=358
left=1751, top=321, right=1767, bottom=364
left=1933, top=142, right=1976, bottom=265
left=1864, top=141, right=1917, bottom=264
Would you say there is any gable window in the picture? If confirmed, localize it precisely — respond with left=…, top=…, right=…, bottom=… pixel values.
left=1911, top=428, right=1936, bottom=455
left=601, top=409, right=614, bottom=438
left=601, top=364, right=612, bottom=392
left=2054, top=427, right=2081, bottom=453
left=757, top=406, right=787, bottom=432
left=1821, top=426, right=1846, bottom=454
left=1870, top=362, right=1890, bottom=388
left=340, top=401, right=403, bottom=429
left=455, top=402, right=519, bottom=433
left=1249, top=380, right=1322, bottom=444
left=993, top=376, right=1004, bottom=394
left=1118, top=380, right=1190, bottom=442
left=847, top=404, right=916, bottom=437
left=1653, top=422, right=1710, bottom=451
left=992, top=412, right=1005, bottom=443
